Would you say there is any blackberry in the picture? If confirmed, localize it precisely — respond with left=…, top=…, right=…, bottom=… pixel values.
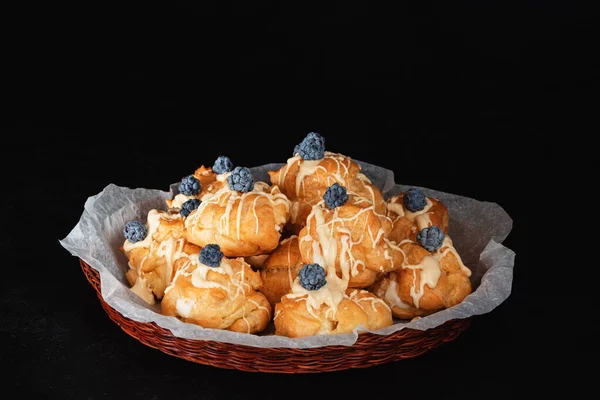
left=123, top=220, right=148, bottom=243
left=298, top=263, right=327, bottom=291
left=179, top=175, right=201, bottom=196
left=417, top=226, right=445, bottom=252
left=403, top=188, right=427, bottom=212
left=227, top=166, right=254, bottom=192
left=199, top=244, right=224, bottom=267
left=180, top=198, right=201, bottom=217
left=213, top=156, right=234, bottom=174
left=323, top=183, right=348, bottom=209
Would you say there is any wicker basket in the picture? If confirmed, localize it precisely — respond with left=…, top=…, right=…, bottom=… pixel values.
left=80, top=259, right=471, bottom=373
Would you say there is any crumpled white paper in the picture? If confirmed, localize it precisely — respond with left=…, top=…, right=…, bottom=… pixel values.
left=60, top=160, right=515, bottom=348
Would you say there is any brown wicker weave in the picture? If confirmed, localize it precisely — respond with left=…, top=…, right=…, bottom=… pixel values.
left=80, top=259, right=471, bottom=373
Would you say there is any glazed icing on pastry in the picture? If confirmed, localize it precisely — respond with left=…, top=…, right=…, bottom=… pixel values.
left=163, top=251, right=270, bottom=333
left=401, top=236, right=470, bottom=308
left=300, top=195, right=402, bottom=281
left=347, top=289, right=391, bottom=313
left=278, top=152, right=352, bottom=198
left=183, top=175, right=291, bottom=256
left=123, top=210, right=194, bottom=304
left=269, top=150, right=385, bottom=233
left=387, top=197, right=434, bottom=230
left=369, top=234, right=472, bottom=319
left=383, top=278, right=411, bottom=310
left=123, top=209, right=166, bottom=253
left=285, top=184, right=399, bottom=323
left=187, top=181, right=289, bottom=239
left=403, top=255, right=441, bottom=308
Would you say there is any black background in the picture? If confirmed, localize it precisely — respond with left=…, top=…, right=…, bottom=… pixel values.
left=2, top=1, right=595, bottom=399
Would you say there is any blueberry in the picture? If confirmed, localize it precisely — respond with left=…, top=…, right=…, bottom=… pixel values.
left=323, top=183, right=348, bottom=209
left=298, top=263, right=327, bottom=291
left=227, top=166, right=254, bottom=192
left=179, top=175, right=201, bottom=196
left=403, top=188, right=427, bottom=212
left=293, top=144, right=300, bottom=156
left=296, top=132, right=325, bottom=160
left=417, top=226, right=445, bottom=252
left=180, top=198, right=201, bottom=217
left=213, top=156, right=234, bottom=174
left=200, top=244, right=223, bottom=267
left=123, top=220, right=148, bottom=243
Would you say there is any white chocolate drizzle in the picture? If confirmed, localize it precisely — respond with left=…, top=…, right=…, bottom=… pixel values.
left=130, top=277, right=156, bottom=305
left=123, top=210, right=190, bottom=304
left=438, top=236, right=472, bottom=277
left=348, top=289, right=391, bottom=313
left=175, top=298, right=195, bottom=318
left=185, top=181, right=290, bottom=242
left=384, top=277, right=410, bottom=310
left=403, top=255, right=441, bottom=308
left=170, top=193, right=199, bottom=209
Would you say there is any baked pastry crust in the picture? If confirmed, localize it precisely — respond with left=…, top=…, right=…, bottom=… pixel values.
left=298, top=196, right=404, bottom=288
left=274, top=287, right=392, bottom=338
left=268, top=152, right=386, bottom=234
left=122, top=209, right=200, bottom=304
left=259, top=235, right=304, bottom=306
left=184, top=181, right=291, bottom=257
left=161, top=254, right=272, bottom=334
left=369, top=237, right=472, bottom=319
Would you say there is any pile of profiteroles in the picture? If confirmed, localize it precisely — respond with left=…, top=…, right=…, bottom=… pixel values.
left=121, top=132, right=472, bottom=338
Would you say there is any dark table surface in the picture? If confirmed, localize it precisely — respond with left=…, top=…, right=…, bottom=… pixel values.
left=2, top=1, right=593, bottom=398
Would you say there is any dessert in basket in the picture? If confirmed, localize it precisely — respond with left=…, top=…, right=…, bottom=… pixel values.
left=120, top=133, right=473, bottom=337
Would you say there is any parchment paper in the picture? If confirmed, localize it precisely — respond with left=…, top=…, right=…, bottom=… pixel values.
left=60, top=160, right=515, bottom=348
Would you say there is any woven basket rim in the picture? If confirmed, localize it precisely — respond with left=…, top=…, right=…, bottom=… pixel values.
left=79, top=258, right=471, bottom=372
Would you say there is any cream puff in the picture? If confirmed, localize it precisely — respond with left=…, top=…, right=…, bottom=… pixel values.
left=268, top=132, right=386, bottom=234
left=161, top=244, right=272, bottom=334
left=122, top=209, right=200, bottom=304
left=184, top=166, right=291, bottom=257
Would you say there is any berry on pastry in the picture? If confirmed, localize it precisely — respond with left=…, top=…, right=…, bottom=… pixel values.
left=179, top=175, right=202, bottom=196
left=213, top=156, right=234, bottom=175
left=403, top=188, right=427, bottom=212
left=199, top=244, right=224, bottom=267
left=123, top=220, right=148, bottom=243
left=298, top=263, right=327, bottom=291
left=295, top=132, right=326, bottom=161
left=227, top=166, right=255, bottom=193
left=417, top=225, right=445, bottom=252
left=179, top=198, right=201, bottom=217
left=323, top=183, right=348, bottom=209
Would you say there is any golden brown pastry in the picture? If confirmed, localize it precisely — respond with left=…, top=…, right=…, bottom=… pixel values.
left=259, top=235, right=304, bottom=306
left=298, top=191, right=404, bottom=288
left=122, top=209, right=200, bottom=305
left=161, top=246, right=272, bottom=334
left=369, top=237, right=472, bottom=320
left=274, top=286, right=393, bottom=338
left=386, top=189, right=449, bottom=243
left=268, top=150, right=386, bottom=234
left=184, top=172, right=291, bottom=257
